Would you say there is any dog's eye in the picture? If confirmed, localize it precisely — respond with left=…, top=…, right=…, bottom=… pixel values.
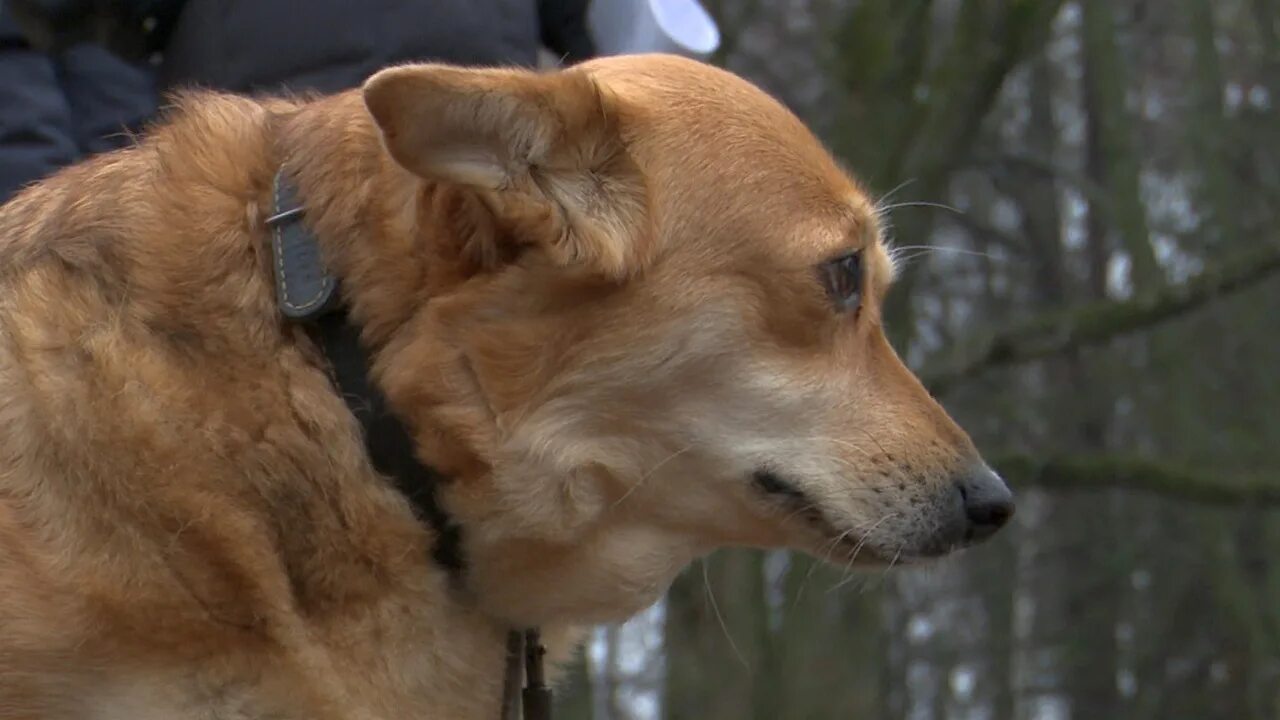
left=819, top=251, right=863, bottom=311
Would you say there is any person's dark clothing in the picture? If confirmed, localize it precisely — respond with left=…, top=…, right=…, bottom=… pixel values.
left=159, top=0, right=593, bottom=94
left=0, top=8, right=155, bottom=201
left=538, top=0, right=594, bottom=66
left=0, top=0, right=593, bottom=202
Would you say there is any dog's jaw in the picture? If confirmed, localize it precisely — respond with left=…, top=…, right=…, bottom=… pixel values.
left=440, top=440, right=709, bottom=627
left=463, top=520, right=704, bottom=627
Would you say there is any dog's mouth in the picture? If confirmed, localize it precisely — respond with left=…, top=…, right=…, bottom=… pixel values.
left=751, top=469, right=904, bottom=564
left=750, top=469, right=962, bottom=565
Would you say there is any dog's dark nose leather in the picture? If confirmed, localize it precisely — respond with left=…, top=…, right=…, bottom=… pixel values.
left=957, top=464, right=1015, bottom=541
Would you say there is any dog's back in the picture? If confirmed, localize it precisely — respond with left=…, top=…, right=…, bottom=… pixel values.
left=0, top=92, right=491, bottom=720
left=0, top=91, right=289, bottom=717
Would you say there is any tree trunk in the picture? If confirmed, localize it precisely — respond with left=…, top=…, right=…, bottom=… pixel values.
left=1081, top=0, right=1160, bottom=289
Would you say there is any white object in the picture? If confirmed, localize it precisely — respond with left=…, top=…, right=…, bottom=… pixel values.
left=588, top=0, right=721, bottom=60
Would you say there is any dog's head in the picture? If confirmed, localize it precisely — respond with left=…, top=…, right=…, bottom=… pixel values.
left=362, top=55, right=1013, bottom=627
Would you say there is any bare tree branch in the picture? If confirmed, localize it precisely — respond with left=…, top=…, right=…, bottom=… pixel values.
left=920, top=241, right=1280, bottom=393
left=971, top=150, right=1111, bottom=211
left=995, top=453, right=1280, bottom=506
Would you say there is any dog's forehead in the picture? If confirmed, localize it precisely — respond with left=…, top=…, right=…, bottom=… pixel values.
left=586, top=55, right=886, bottom=268
left=787, top=189, right=880, bottom=247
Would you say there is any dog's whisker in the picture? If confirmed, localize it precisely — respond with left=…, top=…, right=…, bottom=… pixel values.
left=820, top=456, right=897, bottom=491
left=609, top=443, right=695, bottom=511
left=890, top=244, right=972, bottom=253
left=765, top=462, right=885, bottom=496
left=702, top=558, right=750, bottom=669
left=827, top=512, right=900, bottom=594
left=823, top=455, right=874, bottom=477
left=875, top=200, right=963, bottom=215
left=853, top=428, right=891, bottom=462
left=811, top=436, right=876, bottom=458
left=891, top=247, right=995, bottom=270
left=778, top=501, right=824, bottom=526
left=792, top=526, right=857, bottom=608
left=870, top=544, right=908, bottom=593
left=887, top=545, right=904, bottom=573
left=872, top=178, right=918, bottom=212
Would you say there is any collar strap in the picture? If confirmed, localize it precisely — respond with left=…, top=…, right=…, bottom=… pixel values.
left=267, top=172, right=338, bottom=320
left=265, top=170, right=550, bottom=719
left=503, top=629, right=552, bottom=720
left=266, top=170, right=462, bottom=572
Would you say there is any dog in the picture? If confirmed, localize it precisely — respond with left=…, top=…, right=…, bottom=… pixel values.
left=0, top=54, right=1013, bottom=718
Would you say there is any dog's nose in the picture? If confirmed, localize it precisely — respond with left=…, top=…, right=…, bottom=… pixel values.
left=956, top=464, right=1014, bottom=542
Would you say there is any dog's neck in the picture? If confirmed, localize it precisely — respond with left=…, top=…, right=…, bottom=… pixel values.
left=269, top=91, right=565, bottom=715
left=271, top=90, right=498, bottom=482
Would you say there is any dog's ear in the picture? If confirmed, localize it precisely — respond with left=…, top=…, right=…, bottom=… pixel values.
left=363, top=64, right=653, bottom=279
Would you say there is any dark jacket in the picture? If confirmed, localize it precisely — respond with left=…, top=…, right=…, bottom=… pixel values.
left=0, top=8, right=155, bottom=202
left=0, top=0, right=593, bottom=201
left=158, top=0, right=593, bottom=95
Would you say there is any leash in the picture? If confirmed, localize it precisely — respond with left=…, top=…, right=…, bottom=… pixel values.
left=266, top=170, right=550, bottom=719
left=522, top=629, right=553, bottom=720
left=502, top=630, right=552, bottom=720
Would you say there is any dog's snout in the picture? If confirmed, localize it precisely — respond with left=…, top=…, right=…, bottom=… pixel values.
left=956, top=464, right=1015, bottom=542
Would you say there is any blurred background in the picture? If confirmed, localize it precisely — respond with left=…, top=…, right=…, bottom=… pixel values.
left=2, top=0, right=1278, bottom=717
left=553, top=1, right=1280, bottom=719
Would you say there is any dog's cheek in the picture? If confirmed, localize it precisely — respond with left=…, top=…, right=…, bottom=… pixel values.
left=554, top=463, right=616, bottom=534
left=484, top=454, right=614, bottom=542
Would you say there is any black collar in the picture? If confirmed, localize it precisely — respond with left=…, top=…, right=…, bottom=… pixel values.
left=265, top=171, right=464, bottom=574
left=265, top=170, right=550, bottom=720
